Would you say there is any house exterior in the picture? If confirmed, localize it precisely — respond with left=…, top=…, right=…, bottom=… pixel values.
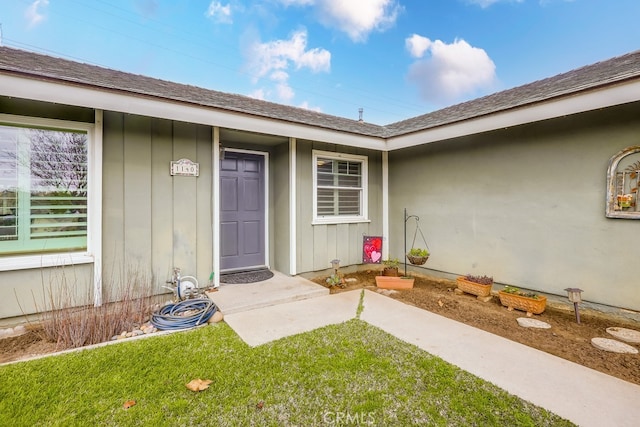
left=1, top=46, right=639, bottom=322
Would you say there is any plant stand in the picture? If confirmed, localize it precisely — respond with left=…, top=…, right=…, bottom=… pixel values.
left=404, top=208, right=430, bottom=273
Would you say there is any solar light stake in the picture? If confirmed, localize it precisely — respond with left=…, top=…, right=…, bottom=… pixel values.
left=564, top=288, right=584, bottom=324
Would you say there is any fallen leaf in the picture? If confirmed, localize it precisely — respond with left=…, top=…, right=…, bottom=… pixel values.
left=256, top=401, right=264, bottom=410
left=123, top=400, right=136, bottom=409
left=186, top=378, right=213, bottom=392
left=438, top=300, right=444, bottom=307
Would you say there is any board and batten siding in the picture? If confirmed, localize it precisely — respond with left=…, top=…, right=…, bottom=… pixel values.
left=388, top=102, right=640, bottom=312
left=296, top=140, right=383, bottom=273
left=103, top=112, right=213, bottom=292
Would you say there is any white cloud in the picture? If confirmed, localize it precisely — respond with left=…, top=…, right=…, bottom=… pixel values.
left=246, top=29, right=330, bottom=103
left=298, top=101, right=322, bottom=112
left=405, top=34, right=431, bottom=59
left=466, top=0, right=523, bottom=8
left=279, top=0, right=315, bottom=5
left=25, top=0, right=49, bottom=29
left=249, top=29, right=330, bottom=79
left=248, top=88, right=266, bottom=100
left=278, top=0, right=401, bottom=42
left=406, top=37, right=496, bottom=104
left=276, top=82, right=295, bottom=102
left=205, top=1, right=232, bottom=24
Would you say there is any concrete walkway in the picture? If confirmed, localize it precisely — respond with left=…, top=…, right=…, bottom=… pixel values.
left=223, top=288, right=640, bottom=427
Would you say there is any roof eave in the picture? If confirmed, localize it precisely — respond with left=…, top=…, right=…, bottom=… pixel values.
left=385, top=78, right=640, bottom=151
left=0, top=71, right=388, bottom=151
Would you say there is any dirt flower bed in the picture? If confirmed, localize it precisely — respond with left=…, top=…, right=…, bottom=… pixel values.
left=313, top=270, right=640, bottom=386
left=3, top=270, right=639, bottom=387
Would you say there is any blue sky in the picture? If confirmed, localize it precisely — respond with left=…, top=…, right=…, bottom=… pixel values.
left=1, top=0, right=639, bottom=125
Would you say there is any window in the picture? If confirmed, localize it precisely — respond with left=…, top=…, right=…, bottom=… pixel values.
left=0, top=122, right=88, bottom=255
left=313, top=150, right=368, bottom=224
left=606, top=145, right=640, bottom=219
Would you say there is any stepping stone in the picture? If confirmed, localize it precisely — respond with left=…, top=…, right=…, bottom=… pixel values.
left=517, top=318, right=551, bottom=329
left=591, top=337, right=638, bottom=354
left=606, top=327, right=640, bottom=344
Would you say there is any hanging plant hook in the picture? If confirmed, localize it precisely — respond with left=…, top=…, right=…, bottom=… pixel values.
left=403, top=209, right=431, bottom=276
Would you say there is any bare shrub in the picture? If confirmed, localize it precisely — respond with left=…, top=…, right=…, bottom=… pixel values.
left=34, top=264, right=156, bottom=350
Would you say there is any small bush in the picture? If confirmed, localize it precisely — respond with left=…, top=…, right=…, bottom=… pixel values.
left=33, top=264, right=156, bottom=350
left=463, top=274, right=493, bottom=285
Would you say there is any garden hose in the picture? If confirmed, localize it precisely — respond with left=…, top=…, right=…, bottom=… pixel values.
left=150, top=298, right=218, bottom=331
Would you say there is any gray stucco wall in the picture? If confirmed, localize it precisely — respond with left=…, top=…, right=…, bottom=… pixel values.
left=296, top=140, right=384, bottom=273
left=388, top=102, right=640, bottom=311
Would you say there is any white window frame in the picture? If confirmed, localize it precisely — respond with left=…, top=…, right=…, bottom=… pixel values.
left=0, top=113, right=99, bottom=271
left=312, top=150, right=369, bottom=225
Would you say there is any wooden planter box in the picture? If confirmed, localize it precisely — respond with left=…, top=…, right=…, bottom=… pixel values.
left=456, top=277, right=492, bottom=297
left=375, top=276, right=415, bottom=290
left=498, top=291, right=547, bottom=315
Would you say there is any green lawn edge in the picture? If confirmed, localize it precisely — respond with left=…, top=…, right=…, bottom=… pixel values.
left=0, top=320, right=574, bottom=426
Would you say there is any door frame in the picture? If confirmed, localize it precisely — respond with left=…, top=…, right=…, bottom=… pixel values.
left=218, top=148, right=270, bottom=273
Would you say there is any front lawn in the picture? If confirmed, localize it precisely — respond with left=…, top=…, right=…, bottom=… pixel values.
left=0, top=320, right=573, bottom=426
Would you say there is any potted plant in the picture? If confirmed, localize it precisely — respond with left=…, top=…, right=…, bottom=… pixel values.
left=498, top=286, right=547, bottom=315
left=325, top=273, right=345, bottom=288
left=376, top=257, right=415, bottom=289
left=381, top=258, right=400, bottom=276
left=456, top=274, right=493, bottom=299
left=407, top=248, right=429, bottom=265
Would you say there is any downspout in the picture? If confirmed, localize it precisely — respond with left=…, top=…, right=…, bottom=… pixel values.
left=382, top=150, right=389, bottom=261
left=289, top=137, right=297, bottom=275
left=93, top=109, right=104, bottom=306
left=212, top=127, right=221, bottom=287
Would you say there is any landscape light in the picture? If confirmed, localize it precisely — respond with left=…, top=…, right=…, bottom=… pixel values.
left=564, top=288, right=584, bottom=324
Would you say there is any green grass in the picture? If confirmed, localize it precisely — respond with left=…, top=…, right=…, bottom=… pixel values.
left=0, top=320, right=574, bottom=426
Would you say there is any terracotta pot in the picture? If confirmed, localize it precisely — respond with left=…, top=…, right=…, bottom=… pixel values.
left=456, top=277, right=492, bottom=297
left=382, top=267, right=399, bottom=277
left=498, top=291, right=547, bottom=315
left=375, top=276, right=414, bottom=290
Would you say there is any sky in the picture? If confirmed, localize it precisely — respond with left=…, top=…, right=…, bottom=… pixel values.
left=1, top=0, right=639, bottom=125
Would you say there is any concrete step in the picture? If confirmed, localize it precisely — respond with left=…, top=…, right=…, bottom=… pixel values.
left=205, top=271, right=329, bottom=315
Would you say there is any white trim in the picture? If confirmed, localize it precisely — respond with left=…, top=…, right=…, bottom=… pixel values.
left=3, top=70, right=640, bottom=154
left=0, top=74, right=387, bottom=151
left=0, top=253, right=94, bottom=271
left=0, top=113, right=99, bottom=272
left=312, top=150, right=369, bottom=224
left=220, top=148, right=270, bottom=272
left=212, top=127, right=221, bottom=287
left=386, top=79, right=640, bottom=150
left=92, top=110, right=103, bottom=306
left=382, top=151, right=389, bottom=261
left=289, top=138, right=297, bottom=275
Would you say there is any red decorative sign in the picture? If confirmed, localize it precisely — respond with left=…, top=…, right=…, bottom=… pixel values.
left=363, top=236, right=382, bottom=264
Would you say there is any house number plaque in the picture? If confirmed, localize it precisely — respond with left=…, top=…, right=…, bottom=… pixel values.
left=170, top=158, right=199, bottom=177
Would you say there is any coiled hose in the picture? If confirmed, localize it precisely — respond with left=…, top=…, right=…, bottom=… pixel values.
left=151, top=298, right=218, bottom=330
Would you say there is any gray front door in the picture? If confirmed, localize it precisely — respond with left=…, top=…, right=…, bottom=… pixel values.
left=220, top=151, right=266, bottom=271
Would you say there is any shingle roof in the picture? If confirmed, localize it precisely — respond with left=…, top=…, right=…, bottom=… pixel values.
left=0, top=46, right=386, bottom=138
left=1, top=46, right=639, bottom=139
left=385, top=50, right=640, bottom=137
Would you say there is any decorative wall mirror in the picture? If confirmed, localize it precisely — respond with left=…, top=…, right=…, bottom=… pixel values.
left=606, top=146, right=640, bottom=219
